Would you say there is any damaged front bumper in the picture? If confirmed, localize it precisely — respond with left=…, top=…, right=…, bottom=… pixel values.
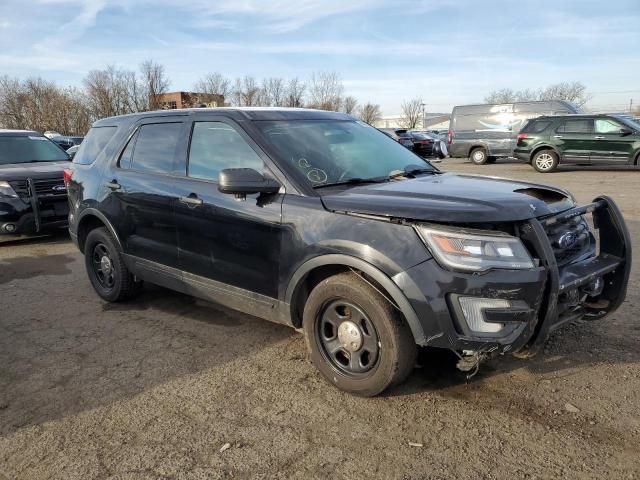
left=393, top=196, right=631, bottom=357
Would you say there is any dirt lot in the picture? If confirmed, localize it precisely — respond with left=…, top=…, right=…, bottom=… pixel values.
left=1, top=158, right=639, bottom=479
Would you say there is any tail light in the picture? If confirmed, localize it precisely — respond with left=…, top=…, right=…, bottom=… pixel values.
left=516, top=133, right=528, bottom=145
left=63, top=168, right=73, bottom=187
left=447, top=130, right=453, bottom=145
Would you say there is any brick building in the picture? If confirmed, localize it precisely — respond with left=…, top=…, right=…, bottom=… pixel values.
left=155, top=91, right=225, bottom=110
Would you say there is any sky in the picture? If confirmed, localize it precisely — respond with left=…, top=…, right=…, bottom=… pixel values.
left=0, top=0, right=638, bottom=115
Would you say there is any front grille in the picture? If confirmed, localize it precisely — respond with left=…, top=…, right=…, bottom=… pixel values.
left=544, top=214, right=594, bottom=266
left=9, top=177, right=66, bottom=199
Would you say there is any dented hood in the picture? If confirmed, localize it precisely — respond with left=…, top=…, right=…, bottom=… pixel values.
left=320, top=172, right=575, bottom=223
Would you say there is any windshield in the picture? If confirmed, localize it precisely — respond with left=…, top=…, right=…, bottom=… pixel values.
left=0, top=135, right=69, bottom=165
left=255, top=120, right=433, bottom=187
left=617, top=116, right=640, bottom=131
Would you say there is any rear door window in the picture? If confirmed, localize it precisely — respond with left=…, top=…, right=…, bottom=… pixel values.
left=130, top=123, right=182, bottom=174
left=556, top=119, right=592, bottom=134
left=73, top=126, right=117, bottom=165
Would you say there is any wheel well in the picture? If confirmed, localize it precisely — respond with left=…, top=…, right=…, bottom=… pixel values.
left=289, top=264, right=395, bottom=329
left=635, top=151, right=640, bottom=165
left=77, top=215, right=107, bottom=253
left=530, top=145, right=558, bottom=163
left=468, top=145, right=486, bottom=156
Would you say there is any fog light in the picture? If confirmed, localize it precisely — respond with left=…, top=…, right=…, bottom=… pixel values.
left=3, top=223, right=16, bottom=233
left=458, top=297, right=512, bottom=333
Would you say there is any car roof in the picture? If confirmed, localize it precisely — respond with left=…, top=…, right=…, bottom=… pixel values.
left=93, top=107, right=354, bottom=127
left=531, top=113, right=624, bottom=120
left=0, top=129, right=41, bottom=137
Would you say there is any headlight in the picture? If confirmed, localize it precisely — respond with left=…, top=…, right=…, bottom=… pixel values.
left=415, top=224, right=534, bottom=272
left=0, top=181, right=18, bottom=198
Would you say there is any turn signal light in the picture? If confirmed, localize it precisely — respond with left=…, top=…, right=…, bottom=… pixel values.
left=63, top=168, right=73, bottom=187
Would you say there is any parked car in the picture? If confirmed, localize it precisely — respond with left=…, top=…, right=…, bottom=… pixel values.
left=448, top=100, right=581, bottom=164
left=396, top=130, right=435, bottom=157
left=515, top=114, right=640, bottom=172
left=66, top=108, right=630, bottom=396
left=0, top=129, right=71, bottom=235
left=52, top=135, right=84, bottom=151
left=378, top=128, right=413, bottom=149
left=66, top=144, right=80, bottom=159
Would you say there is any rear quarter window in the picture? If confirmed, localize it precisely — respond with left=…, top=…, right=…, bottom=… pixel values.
left=522, top=119, right=552, bottom=134
left=73, top=126, right=117, bottom=165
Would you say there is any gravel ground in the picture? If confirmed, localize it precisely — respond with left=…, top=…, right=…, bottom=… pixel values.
left=1, top=158, right=639, bottom=479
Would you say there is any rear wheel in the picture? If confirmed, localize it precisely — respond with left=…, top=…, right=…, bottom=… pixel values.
left=532, top=149, right=559, bottom=173
left=469, top=147, right=488, bottom=165
left=302, top=272, right=417, bottom=396
left=84, top=227, right=141, bottom=302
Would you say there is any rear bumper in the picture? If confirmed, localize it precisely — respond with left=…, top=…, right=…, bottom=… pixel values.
left=394, top=196, right=631, bottom=354
left=513, top=149, right=530, bottom=161
left=0, top=189, right=68, bottom=235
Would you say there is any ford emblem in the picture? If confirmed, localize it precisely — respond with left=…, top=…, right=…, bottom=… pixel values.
left=52, top=184, right=66, bottom=192
left=558, top=232, right=577, bottom=249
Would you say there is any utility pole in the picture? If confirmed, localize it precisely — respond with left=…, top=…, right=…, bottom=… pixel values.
left=421, top=103, right=426, bottom=129
left=630, top=98, right=633, bottom=113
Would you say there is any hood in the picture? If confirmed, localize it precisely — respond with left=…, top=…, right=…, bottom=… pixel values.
left=0, top=161, right=70, bottom=181
left=320, top=172, right=575, bottom=223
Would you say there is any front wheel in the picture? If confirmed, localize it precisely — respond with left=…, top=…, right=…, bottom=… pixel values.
left=302, top=272, right=417, bottom=396
left=532, top=149, right=559, bottom=173
left=469, top=147, right=488, bottom=165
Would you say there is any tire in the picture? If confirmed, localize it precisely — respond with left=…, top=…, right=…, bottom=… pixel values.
left=302, top=272, right=417, bottom=396
left=532, top=149, right=559, bottom=173
left=469, top=147, right=488, bottom=165
left=84, top=227, right=141, bottom=302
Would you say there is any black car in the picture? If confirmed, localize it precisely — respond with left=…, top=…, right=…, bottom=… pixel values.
left=52, top=135, right=84, bottom=151
left=395, top=129, right=435, bottom=157
left=378, top=128, right=413, bottom=149
left=0, top=130, right=71, bottom=235
left=514, top=114, right=640, bottom=172
left=66, top=108, right=631, bottom=396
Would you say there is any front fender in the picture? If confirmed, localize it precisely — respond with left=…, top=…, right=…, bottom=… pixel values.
left=284, top=253, right=428, bottom=345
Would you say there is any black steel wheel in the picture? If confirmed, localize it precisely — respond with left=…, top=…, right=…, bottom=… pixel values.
left=84, top=227, right=141, bottom=302
left=317, top=299, right=380, bottom=376
left=91, top=242, right=116, bottom=290
left=303, top=272, right=417, bottom=396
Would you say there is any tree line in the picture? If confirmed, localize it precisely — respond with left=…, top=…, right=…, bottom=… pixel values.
left=484, top=81, right=591, bottom=107
left=0, top=61, right=384, bottom=135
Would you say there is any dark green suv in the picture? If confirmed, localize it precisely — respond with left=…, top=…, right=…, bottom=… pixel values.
left=514, top=114, right=640, bottom=173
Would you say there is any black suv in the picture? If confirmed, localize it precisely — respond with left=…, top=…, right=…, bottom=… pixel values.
left=0, top=130, right=71, bottom=235
left=515, top=114, right=640, bottom=172
left=67, top=108, right=631, bottom=396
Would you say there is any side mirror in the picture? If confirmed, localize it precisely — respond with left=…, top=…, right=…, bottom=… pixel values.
left=620, top=128, right=633, bottom=137
left=218, top=168, right=280, bottom=196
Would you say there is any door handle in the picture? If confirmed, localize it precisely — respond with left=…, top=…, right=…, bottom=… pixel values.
left=594, top=136, right=605, bottom=140
left=179, top=195, right=203, bottom=207
left=105, top=181, right=121, bottom=190
left=553, top=135, right=563, bottom=138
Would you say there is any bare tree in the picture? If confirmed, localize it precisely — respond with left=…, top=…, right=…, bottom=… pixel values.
left=285, top=77, right=306, bottom=107
left=485, top=82, right=591, bottom=107
left=399, top=97, right=423, bottom=129
left=357, top=102, right=382, bottom=125
left=0, top=75, right=92, bottom=134
left=484, top=88, right=518, bottom=104
left=261, top=77, right=286, bottom=107
left=140, top=59, right=170, bottom=110
left=539, top=81, right=591, bottom=107
left=343, top=96, right=358, bottom=115
left=308, top=71, right=344, bottom=111
left=194, top=72, right=231, bottom=102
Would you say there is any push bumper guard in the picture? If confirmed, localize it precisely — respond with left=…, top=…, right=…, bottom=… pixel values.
left=514, top=195, right=631, bottom=356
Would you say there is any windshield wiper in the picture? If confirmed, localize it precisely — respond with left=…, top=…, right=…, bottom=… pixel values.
left=313, top=177, right=387, bottom=189
left=389, top=165, right=440, bottom=180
